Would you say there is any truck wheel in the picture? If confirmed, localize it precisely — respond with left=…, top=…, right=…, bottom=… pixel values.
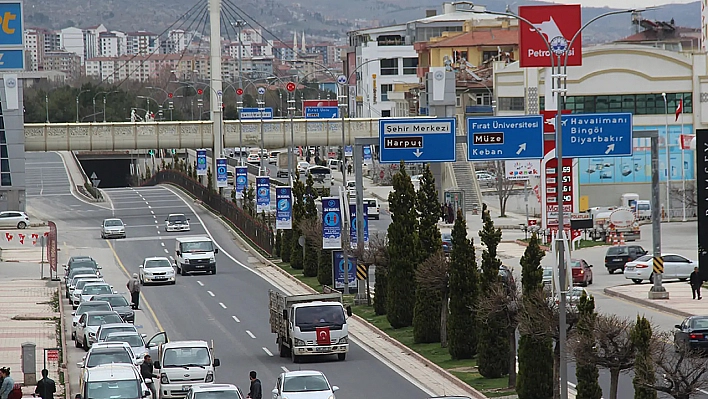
left=279, top=342, right=289, bottom=358
left=632, top=279, right=643, bottom=284
left=337, top=353, right=346, bottom=361
left=180, top=266, right=187, bottom=276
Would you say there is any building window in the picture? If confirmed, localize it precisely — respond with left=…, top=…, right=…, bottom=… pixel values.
left=381, top=84, right=393, bottom=101
left=540, top=92, right=693, bottom=115
left=402, top=58, right=418, bottom=75
left=380, top=59, right=398, bottom=76
left=482, top=51, right=499, bottom=63
left=498, top=97, right=525, bottom=111
left=0, top=173, right=10, bottom=186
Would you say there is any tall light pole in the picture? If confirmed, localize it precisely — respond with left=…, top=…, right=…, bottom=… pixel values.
left=103, top=91, right=119, bottom=123
left=76, top=89, right=91, bottom=123
left=209, top=0, right=224, bottom=188
left=662, top=92, right=671, bottom=222
left=45, top=94, right=49, bottom=123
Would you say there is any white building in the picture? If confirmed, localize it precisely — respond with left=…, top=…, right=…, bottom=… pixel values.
left=24, top=28, right=44, bottom=71
left=83, top=24, right=107, bottom=60
left=60, top=27, right=85, bottom=64
left=126, top=31, right=160, bottom=55
left=99, top=31, right=126, bottom=57
left=161, top=29, right=193, bottom=54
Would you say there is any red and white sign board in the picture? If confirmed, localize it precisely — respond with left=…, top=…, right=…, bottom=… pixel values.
left=680, top=134, right=695, bottom=150
left=541, top=110, right=576, bottom=230
left=302, top=100, right=338, bottom=109
left=47, top=349, right=59, bottom=361
left=518, top=4, right=582, bottom=68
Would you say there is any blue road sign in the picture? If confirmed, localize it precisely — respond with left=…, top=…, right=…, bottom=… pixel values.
left=467, top=115, right=544, bottom=161
left=196, top=149, right=207, bottom=176
left=379, top=117, right=456, bottom=163
left=561, top=113, right=633, bottom=158
left=256, top=176, right=270, bottom=213
left=240, top=108, right=273, bottom=120
left=332, top=251, right=357, bottom=289
left=216, top=158, right=228, bottom=188
left=0, top=3, right=22, bottom=46
left=322, top=197, right=342, bottom=249
left=344, top=146, right=353, bottom=157
left=363, top=145, right=372, bottom=161
left=275, top=187, right=292, bottom=230
left=305, top=106, right=339, bottom=119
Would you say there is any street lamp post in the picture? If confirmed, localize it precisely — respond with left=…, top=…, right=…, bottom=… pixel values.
left=103, top=91, right=119, bottom=123
left=45, top=94, right=49, bottom=123
left=76, top=89, right=91, bottom=123
left=662, top=92, right=671, bottom=222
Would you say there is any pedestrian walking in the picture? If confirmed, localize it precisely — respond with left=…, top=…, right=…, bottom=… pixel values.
left=690, top=266, right=703, bottom=300
left=447, top=203, right=454, bottom=224
left=0, top=367, right=14, bottom=399
left=140, top=355, right=157, bottom=399
left=440, top=204, right=446, bottom=222
left=247, top=371, right=262, bottom=399
left=127, top=273, right=141, bottom=310
left=34, top=369, right=56, bottom=399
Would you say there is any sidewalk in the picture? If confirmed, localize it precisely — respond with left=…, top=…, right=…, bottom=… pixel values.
left=604, top=282, right=705, bottom=318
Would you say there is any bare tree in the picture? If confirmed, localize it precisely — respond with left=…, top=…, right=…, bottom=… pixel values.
left=669, top=182, right=697, bottom=214
left=476, top=278, right=520, bottom=388
left=299, top=217, right=323, bottom=248
left=415, top=250, right=449, bottom=347
left=350, top=232, right=389, bottom=305
left=493, top=161, right=517, bottom=217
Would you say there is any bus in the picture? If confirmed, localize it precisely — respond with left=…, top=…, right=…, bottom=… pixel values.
left=301, top=165, right=333, bottom=196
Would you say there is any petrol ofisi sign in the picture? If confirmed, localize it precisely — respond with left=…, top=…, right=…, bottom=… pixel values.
left=518, top=4, right=582, bottom=68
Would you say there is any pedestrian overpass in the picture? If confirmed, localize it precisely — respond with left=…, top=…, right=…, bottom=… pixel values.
left=23, top=118, right=388, bottom=151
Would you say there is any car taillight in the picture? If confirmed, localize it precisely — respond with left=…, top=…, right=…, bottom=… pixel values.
left=579, top=270, right=584, bottom=274
left=690, top=333, right=704, bottom=340
left=636, top=264, right=648, bottom=268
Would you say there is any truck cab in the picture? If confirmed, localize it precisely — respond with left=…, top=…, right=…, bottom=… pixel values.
left=174, top=236, right=218, bottom=275
left=153, top=340, right=221, bottom=399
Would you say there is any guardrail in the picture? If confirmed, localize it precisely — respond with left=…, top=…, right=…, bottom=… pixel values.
left=142, top=170, right=274, bottom=255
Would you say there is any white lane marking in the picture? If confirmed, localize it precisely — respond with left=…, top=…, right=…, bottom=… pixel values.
left=262, top=347, right=273, bottom=357
left=197, top=281, right=204, bottom=287
left=232, top=315, right=240, bottom=323
left=154, top=220, right=158, bottom=223
left=163, top=248, right=168, bottom=253
left=207, top=291, right=215, bottom=297
left=219, top=302, right=227, bottom=309
left=169, top=256, right=174, bottom=261
left=146, top=202, right=149, bottom=205
left=148, top=205, right=152, bottom=209
left=160, top=242, right=165, bottom=247
left=281, top=366, right=289, bottom=373
left=246, top=330, right=256, bottom=339
left=150, top=210, right=155, bottom=215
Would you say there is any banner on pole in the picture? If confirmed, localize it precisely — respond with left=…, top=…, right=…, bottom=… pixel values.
left=349, top=203, right=369, bottom=248
left=322, top=197, right=342, bottom=249
left=235, top=166, right=248, bottom=199
left=275, top=187, right=293, bottom=230
left=256, top=176, right=271, bottom=213
left=196, top=149, right=207, bottom=176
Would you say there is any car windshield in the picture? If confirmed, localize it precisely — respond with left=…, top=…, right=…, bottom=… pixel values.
left=104, top=220, right=123, bottom=227
left=635, top=255, right=653, bottom=262
left=180, top=241, right=214, bottom=253
left=77, top=280, right=101, bottom=290
left=282, top=375, right=330, bottom=392
left=145, top=259, right=172, bottom=268
left=570, top=260, right=581, bottom=268
left=638, top=204, right=650, bottom=210
left=87, top=314, right=123, bottom=326
left=295, top=305, right=345, bottom=328
left=86, top=380, right=140, bottom=399
left=168, top=215, right=186, bottom=223
left=607, top=247, right=629, bottom=256
left=70, top=269, right=97, bottom=279
left=86, top=350, right=133, bottom=367
left=162, top=347, right=211, bottom=367
left=441, top=233, right=452, bottom=242
left=691, top=318, right=708, bottom=329
left=98, top=296, right=129, bottom=307
left=106, top=335, right=144, bottom=347
left=71, top=275, right=98, bottom=285
left=83, top=285, right=112, bottom=295
left=77, top=303, right=111, bottom=315
left=100, top=327, right=136, bottom=340
left=194, top=391, right=242, bottom=399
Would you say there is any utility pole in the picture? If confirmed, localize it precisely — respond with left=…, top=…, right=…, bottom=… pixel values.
left=234, top=20, right=246, bottom=165
left=209, top=0, right=224, bottom=188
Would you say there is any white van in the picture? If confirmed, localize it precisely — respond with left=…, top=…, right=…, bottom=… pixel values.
left=174, top=237, right=219, bottom=275
left=327, top=159, right=341, bottom=171
left=78, top=363, right=151, bottom=399
left=364, top=198, right=380, bottom=220
left=153, top=340, right=221, bottom=399
left=635, top=200, right=651, bottom=220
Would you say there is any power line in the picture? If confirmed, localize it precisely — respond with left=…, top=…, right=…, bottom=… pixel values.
left=222, top=0, right=298, bottom=55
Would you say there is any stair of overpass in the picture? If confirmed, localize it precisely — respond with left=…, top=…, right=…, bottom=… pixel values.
left=450, top=142, right=483, bottom=213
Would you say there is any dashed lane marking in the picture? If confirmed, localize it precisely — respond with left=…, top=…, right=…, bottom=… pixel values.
left=207, top=291, right=215, bottom=297
left=219, top=302, right=227, bottom=309
left=232, top=315, right=240, bottom=323
left=262, top=347, right=273, bottom=357
left=197, top=281, right=204, bottom=287
left=246, top=330, right=256, bottom=339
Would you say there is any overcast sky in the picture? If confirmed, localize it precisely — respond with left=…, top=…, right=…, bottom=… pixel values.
left=549, top=0, right=697, bottom=9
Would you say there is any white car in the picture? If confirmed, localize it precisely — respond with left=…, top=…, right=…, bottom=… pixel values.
left=165, top=214, right=190, bottom=232
left=364, top=198, right=380, bottom=220
left=187, top=384, right=244, bottom=399
left=79, top=283, right=115, bottom=304
left=77, top=342, right=139, bottom=385
left=272, top=371, right=339, bottom=399
left=624, top=253, right=697, bottom=284
left=72, top=278, right=105, bottom=309
left=0, top=211, right=30, bottom=229
left=139, top=257, right=176, bottom=285
left=104, top=332, right=149, bottom=361
left=75, top=311, right=124, bottom=350
left=101, top=218, right=126, bottom=239
left=476, top=171, right=497, bottom=187
left=247, top=154, right=261, bottom=164
left=68, top=274, right=103, bottom=300
left=297, top=161, right=310, bottom=173
left=72, top=301, right=112, bottom=340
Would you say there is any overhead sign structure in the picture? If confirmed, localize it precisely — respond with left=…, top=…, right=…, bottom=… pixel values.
left=240, top=108, right=273, bottom=120
left=216, top=158, right=228, bottom=188
left=467, top=115, right=544, bottom=161
left=256, top=176, right=270, bottom=213
left=561, top=113, right=633, bottom=158
left=0, top=2, right=23, bottom=70
left=379, top=117, right=456, bottom=163
left=518, top=4, right=582, bottom=68
left=305, top=106, right=339, bottom=119
left=322, top=197, right=342, bottom=249
left=332, top=251, right=357, bottom=289
left=235, top=166, right=247, bottom=199
left=504, top=159, right=541, bottom=180
left=349, top=203, right=369, bottom=248
left=196, top=149, right=207, bottom=176
left=275, top=187, right=293, bottom=230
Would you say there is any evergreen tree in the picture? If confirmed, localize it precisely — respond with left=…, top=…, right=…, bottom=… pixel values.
left=447, top=209, right=479, bottom=359
left=517, top=233, right=553, bottom=399
left=290, top=177, right=306, bottom=270
left=374, top=265, right=388, bottom=315
left=575, top=293, right=603, bottom=399
left=631, top=316, right=656, bottom=399
left=477, top=209, right=509, bottom=378
left=303, top=174, right=319, bottom=277
left=386, top=162, right=419, bottom=328
left=318, top=248, right=333, bottom=286
left=274, top=229, right=282, bottom=257
left=207, top=167, right=214, bottom=193
left=244, top=183, right=256, bottom=217
left=413, top=286, right=442, bottom=343
left=280, top=230, right=292, bottom=262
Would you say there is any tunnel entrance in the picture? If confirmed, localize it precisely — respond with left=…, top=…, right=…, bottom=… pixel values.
left=77, top=158, right=133, bottom=188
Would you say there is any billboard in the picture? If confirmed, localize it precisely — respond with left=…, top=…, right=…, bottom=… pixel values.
left=302, top=100, right=338, bottom=110
left=256, top=176, right=270, bottom=213
left=519, top=5, right=582, bottom=68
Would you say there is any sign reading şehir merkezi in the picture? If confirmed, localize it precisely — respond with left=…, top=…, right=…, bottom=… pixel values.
left=560, top=113, right=633, bottom=157
left=379, top=118, right=456, bottom=163
left=467, top=115, right=544, bottom=160
left=240, top=108, right=273, bottom=120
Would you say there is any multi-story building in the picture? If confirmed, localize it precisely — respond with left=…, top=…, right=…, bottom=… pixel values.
left=44, top=30, right=60, bottom=54
left=24, top=28, right=47, bottom=71
left=43, top=50, right=82, bottom=80
left=60, top=27, right=85, bottom=64
left=161, top=29, right=193, bottom=54
left=99, top=31, right=126, bottom=57
left=272, top=41, right=296, bottom=60
left=83, top=24, right=107, bottom=60
left=126, top=31, right=160, bottom=55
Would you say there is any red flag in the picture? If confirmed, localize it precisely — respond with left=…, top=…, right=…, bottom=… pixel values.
left=18, top=234, right=25, bottom=244
left=31, top=233, right=38, bottom=239
left=315, top=327, right=330, bottom=345
left=675, top=100, right=683, bottom=121
left=5, top=233, right=12, bottom=241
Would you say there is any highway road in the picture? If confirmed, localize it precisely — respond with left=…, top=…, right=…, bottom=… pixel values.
left=27, top=152, right=428, bottom=399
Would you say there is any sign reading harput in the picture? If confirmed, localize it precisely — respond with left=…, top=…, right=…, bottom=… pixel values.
left=519, top=4, right=582, bottom=68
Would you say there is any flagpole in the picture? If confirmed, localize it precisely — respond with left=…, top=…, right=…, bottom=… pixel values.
left=680, top=100, right=686, bottom=221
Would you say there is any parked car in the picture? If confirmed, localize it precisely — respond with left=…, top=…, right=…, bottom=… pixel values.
left=187, top=384, right=244, bottom=399
left=570, top=258, right=593, bottom=287
left=101, top=218, right=126, bottom=239
left=78, top=282, right=115, bottom=304
left=74, top=311, right=124, bottom=350
left=0, top=211, right=30, bottom=229
left=441, top=232, right=452, bottom=255
left=71, top=301, right=112, bottom=340
left=605, top=245, right=647, bottom=274
left=95, top=323, right=141, bottom=344
left=90, top=294, right=135, bottom=323
left=104, top=332, right=149, bottom=361
left=76, top=342, right=138, bottom=384
left=66, top=271, right=101, bottom=299
left=64, top=256, right=100, bottom=278
left=71, top=278, right=105, bottom=309
left=674, top=316, right=708, bottom=352
left=624, top=253, right=697, bottom=284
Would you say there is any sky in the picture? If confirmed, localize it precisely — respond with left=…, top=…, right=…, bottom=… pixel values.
left=549, top=0, right=697, bottom=9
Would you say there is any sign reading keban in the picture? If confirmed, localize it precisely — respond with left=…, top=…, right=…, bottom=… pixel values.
left=321, top=197, right=342, bottom=250
left=349, top=203, right=369, bottom=248
left=235, top=166, right=248, bottom=199
left=256, top=176, right=271, bottom=214
left=518, top=4, right=582, bottom=68
left=275, top=187, right=293, bottom=230
left=467, top=115, right=544, bottom=161
left=332, top=251, right=357, bottom=289
left=609, top=208, right=635, bottom=229
left=216, top=158, right=228, bottom=188
left=196, top=149, right=208, bottom=176
left=304, top=106, right=339, bottom=119
left=504, top=159, right=541, bottom=180
left=344, top=146, right=353, bottom=157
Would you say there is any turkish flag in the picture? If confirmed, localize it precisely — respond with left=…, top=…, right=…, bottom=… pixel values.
left=676, top=100, right=683, bottom=121
left=316, top=327, right=330, bottom=346
left=18, top=234, right=25, bottom=244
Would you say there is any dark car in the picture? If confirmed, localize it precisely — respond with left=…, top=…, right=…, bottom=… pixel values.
left=91, top=294, right=135, bottom=323
left=674, top=316, right=708, bottom=352
left=64, top=256, right=100, bottom=277
left=441, top=233, right=452, bottom=255
left=570, top=258, right=593, bottom=287
left=604, top=245, right=647, bottom=274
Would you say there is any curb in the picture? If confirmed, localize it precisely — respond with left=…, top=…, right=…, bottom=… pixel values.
left=514, top=239, right=551, bottom=252
left=603, top=286, right=692, bottom=318
left=57, top=282, right=71, bottom=398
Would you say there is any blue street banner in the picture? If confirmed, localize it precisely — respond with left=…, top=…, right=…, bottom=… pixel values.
left=322, top=197, right=342, bottom=249
left=256, top=176, right=270, bottom=213
left=196, top=149, right=207, bottom=176
left=363, top=145, right=372, bottom=161
left=332, top=251, right=357, bottom=289
left=216, top=158, right=228, bottom=188
left=349, top=203, right=369, bottom=248
left=275, top=187, right=293, bottom=230
left=235, top=166, right=248, bottom=199
left=344, top=146, right=353, bottom=157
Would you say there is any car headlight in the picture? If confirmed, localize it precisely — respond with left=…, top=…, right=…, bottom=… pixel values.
left=144, top=271, right=153, bottom=275
left=294, top=338, right=306, bottom=346
left=89, top=332, right=95, bottom=337
left=337, top=337, right=348, bottom=344
left=160, top=374, right=169, bottom=384
left=209, top=257, right=216, bottom=263
left=205, top=372, right=214, bottom=383
left=183, top=259, right=190, bottom=264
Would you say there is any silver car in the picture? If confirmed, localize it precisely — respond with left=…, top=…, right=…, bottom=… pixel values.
left=0, top=211, right=30, bottom=229
left=101, top=218, right=126, bottom=239
left=75, top=311, right=123, bottom=350
left=72, top=278, right=105, bottom=309
left=104, top=332, right=149, bottom=361
left=72, top=301, right=112, bottom=340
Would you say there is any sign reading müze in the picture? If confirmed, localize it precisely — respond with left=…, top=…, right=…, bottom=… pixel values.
left=275, top=187, right=292, bottom=230
left=322, top=197, right=342, bottom=249
left=235, top=166, right=248, bottom=199
left=256, top=176, right=270, bottom=213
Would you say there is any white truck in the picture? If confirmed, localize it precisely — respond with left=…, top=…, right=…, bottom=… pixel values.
left=174, top=236, right=218, bottom=275
left=269, top=290, right=352, bottom=363
left=151, top=339, right=221, bottom=399
left=276, top=152, right=290, bottom=179
left=588, top=207, right=641, bottom=241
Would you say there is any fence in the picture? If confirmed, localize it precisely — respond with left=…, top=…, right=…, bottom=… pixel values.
left=143, top=170, right=275, bottom=255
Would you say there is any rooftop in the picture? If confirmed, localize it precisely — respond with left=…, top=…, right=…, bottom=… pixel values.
left=425, top=27, right=518, bottom=48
